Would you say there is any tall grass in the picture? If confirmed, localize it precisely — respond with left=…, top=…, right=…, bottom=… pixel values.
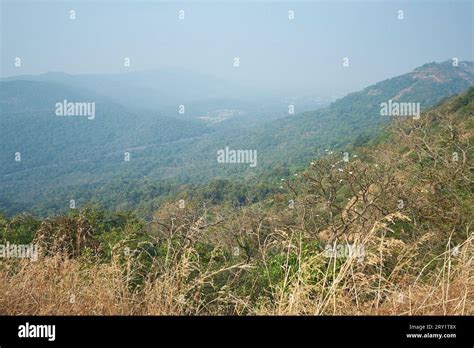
left=0, top=224, right=471, bottom=315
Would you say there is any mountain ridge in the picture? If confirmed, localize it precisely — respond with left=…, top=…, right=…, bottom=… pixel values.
left=1, top=60, right=473, bottom=216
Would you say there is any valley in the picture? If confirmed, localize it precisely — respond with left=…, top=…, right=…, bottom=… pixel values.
left=1, top=61, right=473, bottom=217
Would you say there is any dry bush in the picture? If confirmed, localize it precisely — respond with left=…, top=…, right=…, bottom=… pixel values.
left=0, top=225, right=471, bottom=315
left=0, top=90, right=472, bottom=316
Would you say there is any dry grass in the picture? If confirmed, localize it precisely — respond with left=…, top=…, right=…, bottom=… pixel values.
left=0, top=227, right=471, bottom=315
left=1, top=91, right=472, bottom=316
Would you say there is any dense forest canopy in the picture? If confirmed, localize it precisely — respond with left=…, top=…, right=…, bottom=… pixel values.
left=1, top=85, right=472, bottom=315
left=1, top=61, right=473, bottom=217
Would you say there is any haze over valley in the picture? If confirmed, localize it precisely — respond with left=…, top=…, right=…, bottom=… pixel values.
left=0, top=0, right=473, bottom=319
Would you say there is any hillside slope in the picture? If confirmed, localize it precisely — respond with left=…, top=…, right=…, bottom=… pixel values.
left=0, top=80, right=210, bottom=214
left=239, top=60, right=474, bottom=166
left=1, top=61, right=473, bottom=216
left=0, top=86, right=472, bottom=315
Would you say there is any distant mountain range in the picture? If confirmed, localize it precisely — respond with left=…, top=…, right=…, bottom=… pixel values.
left=2, top=69, right=254, bottom=111
left=1, top=60, right=473, bottom=216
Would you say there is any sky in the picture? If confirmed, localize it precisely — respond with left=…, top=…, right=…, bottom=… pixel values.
left=1, top=0, right=473, bottom=96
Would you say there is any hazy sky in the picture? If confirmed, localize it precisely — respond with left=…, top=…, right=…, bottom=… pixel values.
left=1, top=0, right=473, bottom=96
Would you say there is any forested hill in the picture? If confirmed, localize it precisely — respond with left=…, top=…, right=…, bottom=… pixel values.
left=1, top=86, right=472, bottom=315
left=0, top=61, right=473, bottom=216
left=239, top=60, right=474, bottom=167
